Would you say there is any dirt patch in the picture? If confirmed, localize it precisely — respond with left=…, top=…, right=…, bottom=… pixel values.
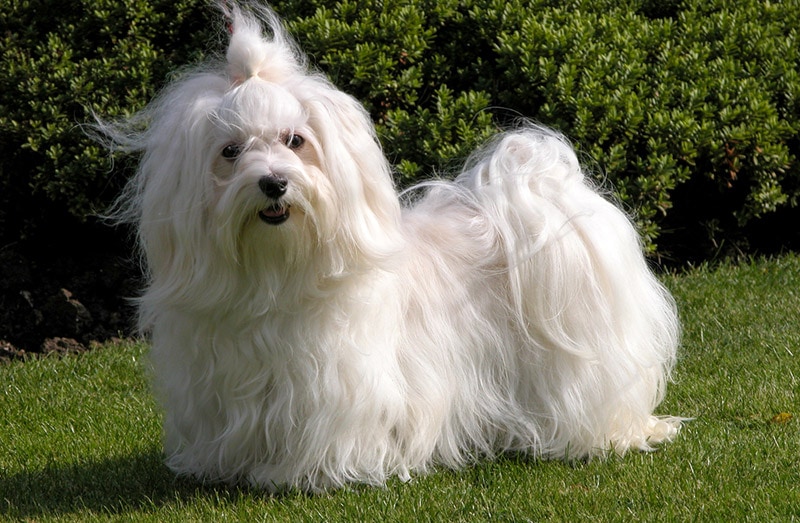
left=0, top=241, right=141, bottom=362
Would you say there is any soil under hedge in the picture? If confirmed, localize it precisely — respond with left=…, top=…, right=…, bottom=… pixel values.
left=0, top=231, right=141, bottom=362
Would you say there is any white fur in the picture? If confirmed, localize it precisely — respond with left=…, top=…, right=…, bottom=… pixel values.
left=103, top=3, right=681, bottom=492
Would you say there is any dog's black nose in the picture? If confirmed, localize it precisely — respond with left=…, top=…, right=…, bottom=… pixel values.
left=258, top=175, right=288, bottom=199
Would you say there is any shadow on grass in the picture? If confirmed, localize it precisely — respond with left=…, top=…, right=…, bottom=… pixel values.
left=0, top=449, right=254, bottom=518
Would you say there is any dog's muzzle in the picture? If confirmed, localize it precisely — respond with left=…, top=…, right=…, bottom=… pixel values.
left=258, top=175, right=291, bottom=225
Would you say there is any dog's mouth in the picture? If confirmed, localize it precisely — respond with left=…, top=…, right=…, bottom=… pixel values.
left=258, top=203, right=290, bottom=225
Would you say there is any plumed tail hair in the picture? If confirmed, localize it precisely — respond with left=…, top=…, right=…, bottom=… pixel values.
left=457, top=126, right=680, bottom=453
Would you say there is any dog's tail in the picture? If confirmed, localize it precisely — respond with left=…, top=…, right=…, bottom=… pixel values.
left=458, top=126, right=681, bottom=457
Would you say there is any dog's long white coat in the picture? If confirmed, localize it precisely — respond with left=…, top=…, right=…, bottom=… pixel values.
left=105, top=3, right=681, bottom=492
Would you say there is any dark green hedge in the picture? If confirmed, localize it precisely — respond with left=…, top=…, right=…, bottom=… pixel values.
left=2, top=0, right=799, bottom=260
left=0, top=0, right=212, bottom=241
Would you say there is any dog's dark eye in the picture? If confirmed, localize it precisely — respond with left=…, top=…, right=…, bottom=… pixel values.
left=221, top=144, right=242, bottom=159
left=285, top=133, right=305, bottom=150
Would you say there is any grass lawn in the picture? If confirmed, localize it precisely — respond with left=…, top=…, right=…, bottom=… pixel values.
left=2, top=255, right=799, bottom=521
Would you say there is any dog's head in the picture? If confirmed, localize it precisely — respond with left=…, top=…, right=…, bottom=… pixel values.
left=113, top=3, right=404, bottom=310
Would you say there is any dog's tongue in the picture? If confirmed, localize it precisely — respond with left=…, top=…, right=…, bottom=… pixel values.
left=259, top=204, right=290, bottom=225
left=261, top=205, right=286, bottom=218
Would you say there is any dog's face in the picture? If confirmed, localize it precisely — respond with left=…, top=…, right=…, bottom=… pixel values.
left=209, top=80, right=326, bottom=238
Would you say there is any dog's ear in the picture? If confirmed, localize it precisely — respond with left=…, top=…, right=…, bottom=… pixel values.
left=132, top=76, right=229, bottom=288
left=302, top=85, right=405, bottom=266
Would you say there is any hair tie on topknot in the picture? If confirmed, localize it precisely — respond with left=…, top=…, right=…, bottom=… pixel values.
left=219, top=1, right=305, bottom=86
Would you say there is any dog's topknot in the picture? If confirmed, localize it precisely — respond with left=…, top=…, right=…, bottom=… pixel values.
left=222, top=2, right=304, bottom=85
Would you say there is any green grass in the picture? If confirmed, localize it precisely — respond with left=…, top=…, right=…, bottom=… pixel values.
left=2, top=255, right=799, bottom=521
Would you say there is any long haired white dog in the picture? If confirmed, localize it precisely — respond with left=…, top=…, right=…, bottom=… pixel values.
left=104, top=3, right=681, bottom=492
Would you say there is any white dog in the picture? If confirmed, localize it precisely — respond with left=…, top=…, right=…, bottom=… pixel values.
left=104, top=2, right=681, bottom=492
